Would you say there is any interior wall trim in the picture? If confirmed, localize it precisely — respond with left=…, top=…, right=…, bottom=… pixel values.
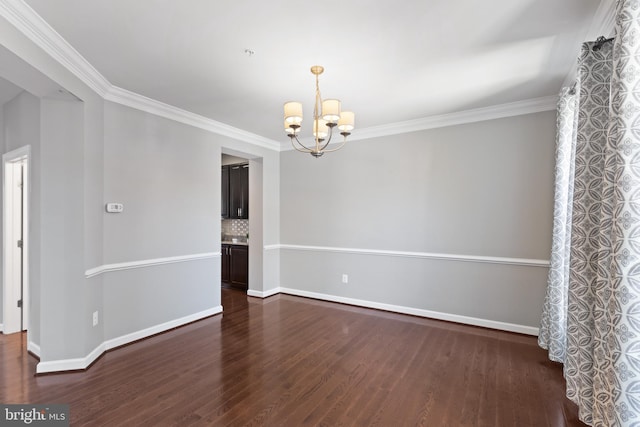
left=256, top=286, right=539, bottom=336
left=27, top=340, right=40, bottom=357
left=85, top=252, right=220, bottom=279
left=3, top=0, right=559, bottom=151
left=102, top=306, right=222, bottom=351
left=3, top=326, right=40, bottom=358
left=35, top=305, right=222, bottom=374
left=0, top=0, right=111, bottom=96
left=280, top=95, right=558, bottom=150
left=273, top=244, right=549, bottom=268
left=104, top=86, right=281, bottom=151
left=36, top=342, right=106, bottom=375
left=247, top=288, right=281, bottom=299
left=0, top=0, right=281, bottom=150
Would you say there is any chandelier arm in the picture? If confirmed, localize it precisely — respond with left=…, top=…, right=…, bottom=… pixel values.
left=289, top=135, right=314, bottom=153
left=315, top=135, right=348, bottom=153
left=292, top=144, right=313, bottom=154
left=316, top=125, right=334, bottom=152
left=284, top=66, right=352, bottom=157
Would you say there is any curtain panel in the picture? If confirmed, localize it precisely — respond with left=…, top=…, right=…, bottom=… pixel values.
left=540, top=1, right=640, bottom=425
left=565, top=39, right=614, bottom=425
left=539, top=86, right=577, bottom=364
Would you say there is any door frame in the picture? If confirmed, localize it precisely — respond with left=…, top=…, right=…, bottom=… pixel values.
left=2, top=145, right=30, bottom=336
left=221, top=150, right=263, bottom=295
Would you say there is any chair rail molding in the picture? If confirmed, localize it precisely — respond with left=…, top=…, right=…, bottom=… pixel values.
left=272, top=244, right=549, bottom=268
left=85, top=252, right=220, bottom=279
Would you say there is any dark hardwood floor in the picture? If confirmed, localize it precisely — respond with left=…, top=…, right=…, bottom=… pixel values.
left=1, top=289, right=586, bottom=426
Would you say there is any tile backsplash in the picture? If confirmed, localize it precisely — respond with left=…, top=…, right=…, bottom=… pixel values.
left=222, top=219, right=249, bottom=237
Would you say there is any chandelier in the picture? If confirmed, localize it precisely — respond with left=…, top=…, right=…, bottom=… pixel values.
left=284, top=65, right=355, bottom=158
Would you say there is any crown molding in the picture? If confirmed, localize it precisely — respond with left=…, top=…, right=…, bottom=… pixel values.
left=105, top=86, right=282, bottom=151
left=0, top=0, right=110, bottom=96
left=0, top=0, right=568, bottom=151
left=280, top=95, right=558, bottom=150
left=351, top=96, right=558, bottom=141
left=0, top=0, right=281, bottom=151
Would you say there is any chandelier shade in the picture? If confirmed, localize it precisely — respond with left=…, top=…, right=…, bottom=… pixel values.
left=321, top=99, right=341, bottom=122
left=283, top=66, right=355, bottom=158
left=284, top=102, right=303, bottom=125
left=338, top=111, right=355, bottom=132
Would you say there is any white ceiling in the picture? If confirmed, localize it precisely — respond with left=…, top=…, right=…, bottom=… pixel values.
left=22, top=0, right=604, bottom=143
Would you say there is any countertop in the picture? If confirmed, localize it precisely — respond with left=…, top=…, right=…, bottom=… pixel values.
left=221, top=240, right=249, bottom=246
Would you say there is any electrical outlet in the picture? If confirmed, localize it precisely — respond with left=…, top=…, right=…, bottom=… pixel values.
left=93, top=311, right=99, bottom=327
left=342, top=274, right=349, bottom=284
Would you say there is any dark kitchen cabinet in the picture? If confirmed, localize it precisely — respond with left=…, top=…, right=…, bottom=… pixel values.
left=221, top=243, right=231, bottom=283
left=221, top=163, right=248, bottom=219
left=221, top=244, right=248, bottom=290
left=229, top=163, right=249, bottom=219
left=221, top=166, right=229, bottom=218
left=230, top=245, right=248, bottom=288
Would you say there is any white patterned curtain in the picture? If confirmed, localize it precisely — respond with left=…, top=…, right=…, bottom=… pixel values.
left=539, top=1, right=640, bottom=425
left=565, top=38, right=614, bottom=425
left=539, top=86, right=578, bottom=363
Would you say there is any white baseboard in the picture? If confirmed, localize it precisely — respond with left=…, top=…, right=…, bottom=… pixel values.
left=104, top=305, right=222, bottom=350
left=36, top=343, right=105, bottom=374
left=33, top=284, right=539, bottom=374
left=0, top=327, right=41, bottom=355
left=259, top=286, right=539, bottom=336
left=36, top=306, right=222, bottom=374
left=27, top=341, right=41, bottom=357
left=247, top=288, right=281, bottom=298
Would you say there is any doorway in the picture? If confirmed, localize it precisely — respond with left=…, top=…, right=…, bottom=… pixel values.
left=220, top=150, right=263, bottom=295
left=2, top=146, right=30, bottom=336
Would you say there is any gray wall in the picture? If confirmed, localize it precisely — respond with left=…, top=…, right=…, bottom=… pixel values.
left=0, top=13, right=283, bottom=369
left=280, top=111, right=556, bottom=329
left=39, top=97, right=86, bottom=360
left=249, top=158, right=264, bottom=291
left=2, top=91, right=40, bottom=343
left=82, top=88, right=105, bottom=356
left=1, top=3, right=556, bottom=367
left=0, top=20, right=106, bottom=364
left=102, top=101, right=221, bottom=340
left=0, top=100, right=2, bottom=323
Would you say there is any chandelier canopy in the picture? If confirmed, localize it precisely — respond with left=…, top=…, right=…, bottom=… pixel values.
left=284, top=66, right=355, bottom=158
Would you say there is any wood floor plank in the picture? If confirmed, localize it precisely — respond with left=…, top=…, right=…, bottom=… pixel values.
left=0, top=288, right=587, bottom=426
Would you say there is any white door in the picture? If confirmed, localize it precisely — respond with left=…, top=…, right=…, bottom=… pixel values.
left=3, top=147, right=29, bottom=335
